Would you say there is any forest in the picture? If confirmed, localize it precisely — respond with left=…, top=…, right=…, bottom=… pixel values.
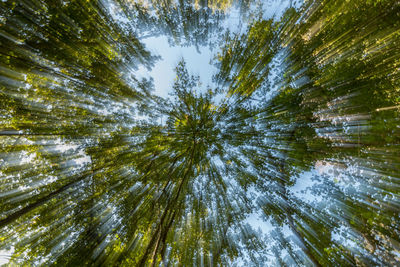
left=0, top=0, right=399, bottom=266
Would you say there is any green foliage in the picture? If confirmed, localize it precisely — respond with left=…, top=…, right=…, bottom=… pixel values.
left=1, top=0, right=399, bottom=266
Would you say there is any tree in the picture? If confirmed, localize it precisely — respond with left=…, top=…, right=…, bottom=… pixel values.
left=1, top=0, right=400, bottom=266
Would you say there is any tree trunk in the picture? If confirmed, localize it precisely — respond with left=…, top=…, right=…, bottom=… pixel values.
left=138, top=144, right=196, bottom=266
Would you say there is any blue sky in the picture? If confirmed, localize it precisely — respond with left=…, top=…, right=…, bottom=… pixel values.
left=133, top=0, right=299, bottom=98
left=136, top=36, right=218, bottom=97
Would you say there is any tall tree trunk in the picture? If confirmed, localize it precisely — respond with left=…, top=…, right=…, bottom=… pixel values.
left=138, top=144, right=196, bottom=266
left=0, top=166, right=100, bottom=228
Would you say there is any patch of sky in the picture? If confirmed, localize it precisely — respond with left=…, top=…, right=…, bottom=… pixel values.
left=131, top=0, right=304, bottom=99
left=289, top=167, right=325, bottom=204
left=244, top=210, right=274, bottom=236
left=260, top=0, right=303, bottom=20
left=289, top=160, right=358, bottom=210
left=136, top=35, right=219, bottom=98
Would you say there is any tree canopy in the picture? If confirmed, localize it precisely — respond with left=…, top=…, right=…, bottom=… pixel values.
left=1, top=0, right=399, bottom=266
